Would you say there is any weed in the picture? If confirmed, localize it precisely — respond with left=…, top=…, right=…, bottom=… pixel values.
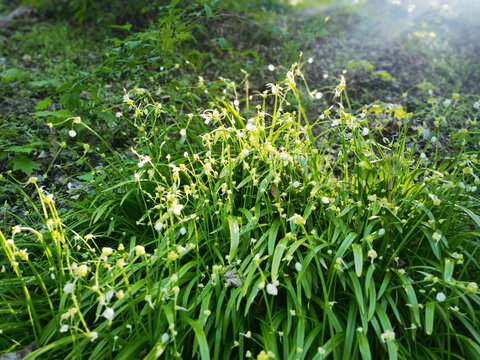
left=1, top=63, right=479, bottom=360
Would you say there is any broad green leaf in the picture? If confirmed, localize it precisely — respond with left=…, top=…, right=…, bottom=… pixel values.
left=456, top=334, right=480, bottom=358
left=342, top=302, right=356, bottom=360
left=228, top=216, right=240, bottom=260
left=268, top=218, right=281, bottom=255
left=352, top=243, right=363, bottom=277
left=10, top=156, right=40, bottom=176
left=375, top=70, right=393, bottom=81
left=110, top=23, right=132, bottom=31
left=425, top=302, right=435, bottom=335
left=185, top=318, right=210, bottom=360
left=348, top=271, right=365, bottom=315
left=23, top=336, right=73, bottom=360
left=456, top=204, right=480, bottom=228
left=29, top=78, right=62, bottom=89
left=91, top=200, right=116, bottom=224
left=271, top=238, right=288, bottom=282
left=444, top=258, right=454, bottom=281
left=394, top=269, right=420, bottom=326
left=204, top=4, right=212, bottom=17
left=35, top=96, right=52, bottom=110
left=336, top=232, right=356, bottom=259
left=357, top=330, right=372, bottom=360
left=1, top=68, right=27, bottom=82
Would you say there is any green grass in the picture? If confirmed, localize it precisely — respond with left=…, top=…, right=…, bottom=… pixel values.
left=1, top=61, right=479, bottom=359
left=1, top=1, right=480, bottom=359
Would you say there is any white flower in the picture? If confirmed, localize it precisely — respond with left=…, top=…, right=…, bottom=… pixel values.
left=180, top=129, right=187, bottom=137
left=68, top=130, right=77, bottom=137
left=381, top=330, right=395, bottom=342
left=362, top=127, right=369, bottom=136
left=103, top=308, right=115, bottom=321
left=76, top=264, right=88, bottom=277
left=246, top=123, right=256, bottom=131
left=473, top=101, right=479, bottom=109
left=89, top=331, right=98, bottom=342
left=268, top=64, right=275, bottom=72
left=170, top=200, right=184, bottom=216
left=443, top=99, right=451, bottom=106
left=321, top=196, right=330, bottom=204
left=308, top=57, right=313, bottom=64
left=115, top=112, right=123, bottom=118
left=432, top=232, right=442, bottom=242
left=138, top=155, right=151, bottom=168
left=288, top=214, right=306, bottom=226
left=467, top=282, right=478, bottom=293
left=315, top=92, right=323, bottom=99
left=135, top=245, right=146, bottom=256
left=63, top=283, right=74, bottom=293
left=293, top=181, right=300, bottom=188
left=12, top=225, right=21, bottom=235
left=295, top=262, right=303, bottom=272
left=102, top=247, right=113, bottom=257
left=436, top=292, right=446, bottom=302
left=60, top=324, right=69, bottom=333
left=155, top=221, right=164, bottom=231
left=145, top=294, right=154, bottom=309
left=162, top=333, right=169, bottom=343
left=180, top=227, right=187, bottom=235
left=378, top=228, right=385, bottom=236
left=266, top=283, right=278, bottom=296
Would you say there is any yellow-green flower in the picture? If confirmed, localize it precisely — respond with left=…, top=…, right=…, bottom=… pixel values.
left=467, top=282, right=478, bottom=294
left=135, top=245, right=146, bottom=256
left=168, top=251, right=179, bottom=261
left=76, top=264, right=88, bottom=277
left=288, top=213, right=306, bottom=225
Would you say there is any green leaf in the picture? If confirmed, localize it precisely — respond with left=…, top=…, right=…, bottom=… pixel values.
left=35, top=97, right=52, bottom=110
left=268, top=218, right=281, bottom=255
left=271, top=238, right=288, bottom=282
left=185, top=318, right=210, bottom=360
left=6, top=145, right=36, bottom=153
left=10, top=156, right=40, bottom=176
left=110, top=24, right=132, bottom=31
left=29, top=79, right=62, bottom=90
left=357, top=330, right=372, bottom=360
left=352, top=243, right=363, bottom=277
left=374, top=70, right=393, bottom=81
left=394, top=269, right=421, bottom=326
left=348, top=271, right=365, bottom=315
left=204, top=4, right=212, bottom=17
left=456, top=204, right=480, bottom=228
left=228, top=216, right=240, bottom=260
left=1, top=68, right=27, bottom=83
left=33, top=110, right=73, bottom=124
left=425, top=302, right=435, bottom=335
left=444, top=258, right=455, bottom=281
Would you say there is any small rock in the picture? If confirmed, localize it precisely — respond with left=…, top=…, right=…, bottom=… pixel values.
left=0, top=342, right=37, bottom=360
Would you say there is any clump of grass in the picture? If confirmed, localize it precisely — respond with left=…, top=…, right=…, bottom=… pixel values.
left=1, top=61, right=479, bottom=360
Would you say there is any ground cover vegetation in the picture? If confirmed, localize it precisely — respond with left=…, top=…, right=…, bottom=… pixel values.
left=0, top=0, right=479, bottom=359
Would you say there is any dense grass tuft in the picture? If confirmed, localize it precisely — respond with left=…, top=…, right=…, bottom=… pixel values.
left=1, top=62, right=479, bottom=359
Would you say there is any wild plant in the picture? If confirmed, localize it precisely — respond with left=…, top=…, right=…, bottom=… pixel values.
left=1, top=60, right=479, bottom=360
